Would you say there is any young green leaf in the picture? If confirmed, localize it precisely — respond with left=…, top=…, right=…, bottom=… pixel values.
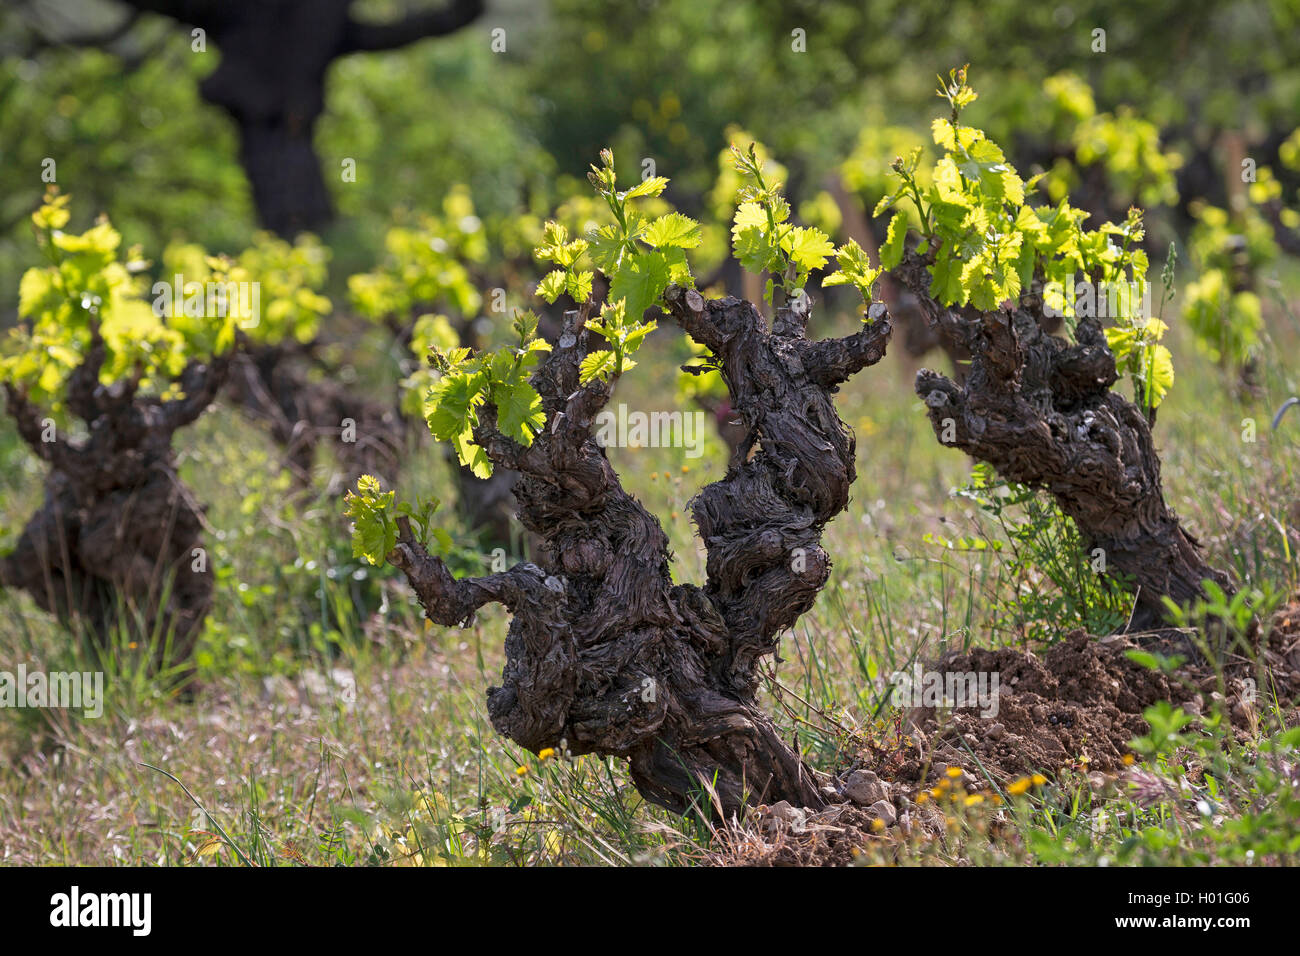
left=879, top=211, right=909, bottom=269
left=579, top=349, right=618, bottom=384
left=344, top=475, right=397, bottom=566
left=643, top=212, right=702, bottom=250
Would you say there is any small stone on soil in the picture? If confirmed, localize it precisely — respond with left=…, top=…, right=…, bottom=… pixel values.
left=868, top=800, right=897, bottom=826
left=842, top=769, right=886, bottom=805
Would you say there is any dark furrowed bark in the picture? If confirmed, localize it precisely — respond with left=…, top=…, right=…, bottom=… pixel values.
left=666, top=287, right=891, bottom=685
left=388, top=289, right=892, bottom=818
left=1, top=347, right=229, bottom=669
left=896, top=250, right=1232, bottom=629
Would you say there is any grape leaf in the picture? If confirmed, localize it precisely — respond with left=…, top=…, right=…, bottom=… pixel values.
left=538, top=270, right=568, bottom=303
left=879, top=212, right=909, bottom=269
left=780, top=226, right=835, bottom=274
left=643, top=213, right=702, bottom=249
left=579, top=349, right=618, bottom=384
left=493, top=367, right=546, bottom=446
left=609, top=252, right=671, bottom=322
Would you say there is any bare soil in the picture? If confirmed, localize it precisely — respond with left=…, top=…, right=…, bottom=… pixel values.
left=714, top=602, right=1300, bottom=866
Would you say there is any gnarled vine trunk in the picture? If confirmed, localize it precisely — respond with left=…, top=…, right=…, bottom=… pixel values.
left=387, top=288, right=892, bottom=817
left=0, top=333, right=227, bottom=669
left=896, top=250, right=1233, bottom=629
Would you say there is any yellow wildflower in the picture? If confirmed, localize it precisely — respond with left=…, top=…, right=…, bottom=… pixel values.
left=1007, top=777, right=1032, bottom=796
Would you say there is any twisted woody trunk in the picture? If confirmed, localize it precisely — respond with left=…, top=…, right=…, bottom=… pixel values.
left=1, top=326, right=227, bottom=668
left=896, top=250, right=1233, bottom=629
left=386, top=288, right=891, bottom=816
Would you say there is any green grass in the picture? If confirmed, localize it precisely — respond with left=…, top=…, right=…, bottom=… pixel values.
left=2, top=264, right=1300, bottom=866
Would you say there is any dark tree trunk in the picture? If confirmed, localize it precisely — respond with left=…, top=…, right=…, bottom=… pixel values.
left=895, top=251, right=1233, bottom=630
left=1, top=333, right=228, bottom=670
left=235, top=121, right=334, bottom=238
left=387, top=288, right=893, bottom=817
left=116, top=0, right=485, bottom=236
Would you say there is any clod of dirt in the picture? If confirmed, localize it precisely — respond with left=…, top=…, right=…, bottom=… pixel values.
left=713, top=607, right=1300, bottom=865
left=875, top=617, right=1299, bottom=787
left=896, top=630, right=1189, bottom=783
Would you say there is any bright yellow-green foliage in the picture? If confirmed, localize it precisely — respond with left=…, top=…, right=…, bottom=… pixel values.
left=727, top=142, right=882, bottom=314
left=729, top=143, right=835, bottom=304
left=414, top=150, right=712, bottom=483
left=2, top=191, right=234, bottom=416
left=391, top=152, right=705, bottom=486
left=1107, top=237, right=1176, bottom=415
left=494, top=182, right=681, bottom=284
left=541, top=148, right=698, bottom=315
left=579, top=299, right=656, bottom=383
left=423, top=310, right=551, bottom=479
left=537, top=149, right=695, bottom=382
left=1040, top=71, right=1097, bottom=127
left=1189, top=200, right=1280, bottom=275
left=536, top=218, right=596, bottom=306
left=344, top=474, right=450, bottom=567
left=1182, top=199, right=1280, bottom=367
left=344, top=474, right=399, bottom=566
left=710, top=130, right=788, bottom=226
left=1038, top=72, right=1183, bottom=210
left=879, top=67, right=1174, bottom=409
left=161, top=231, right=332, bottom=348
left=400, top=313, right=463, bottom=418
left=697, top=129, right=784, bottom=274
left=236, top=232, right=331, bottom=344
left=840, top=116, right=934, bottom=233
left=821, top=238, right=884, bottom=311
left=1071, top=108, right=1183, bottom=209
left=1183, top=269, right=1263, bottom=368
left=1249, top=165, right=1300, bottom=227
left=1281, top=128, right=1300, bottom=176
left=349, top=187, right=487, bottom=324
left=690, top=130, right=841, bottom=297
